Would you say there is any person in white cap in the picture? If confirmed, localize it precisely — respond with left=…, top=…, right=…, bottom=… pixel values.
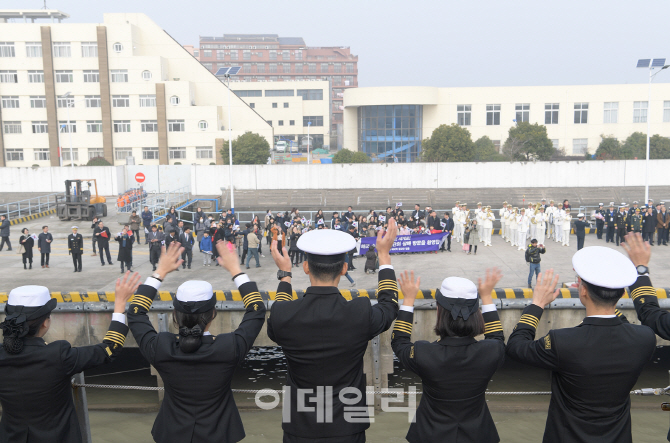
left=391, top=268, right=504, bottom=443
left=574, top=213, right=590, bottom=250
left=117, top=242, right=266, bottom=443
left=506, top=249, right=656, bottom=443
left=0, top=274, right=135, bottom=442
left=67, top=226, right=84, bottom=273
left=516, top=208, right=529, bottom=251
left=605, top=203, right=617, bottom=243
left=561, top=208, right=572, bottom=247
left=267, top=218, right=400, bottom=443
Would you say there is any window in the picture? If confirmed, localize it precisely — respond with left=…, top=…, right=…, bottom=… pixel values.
left=141, top=120, right=158, bottom=132
left=320, top=63, right=329, bottom=73
left=1, top=96, right=19, bottom=108
left=193, top=50, right=199, bottom=57
left=57, top=97, right=74, bottom=108
left=3, top=121, right=21, bottom=134
left=112, top=95, right=130, bottom=107
left=81, top=42, right=97, bottom=57
left=30, top=96, right=46, bottom=108
left=633, top=101, right=648, bottom=123
left=169, top=147, right=186, bottom=159
left=276, top=120, right=284, bottom=127
left=216, top=50, right=224, bottom=60
left=196, top=147, right=213, bottom=159
left=249, top=103, right=255, bottom=109
left=88, top=148, right=104, bottom=160
left=203, top=50, right=212, bottom=58
left=83, top=70, right=99, bottom=82
left=142, top=147, right=159, bottom=160
left=198, top=120, right=208, bottom=130
left=111, top=69, right=128, bottom=83
left=665, top=101, right=670, bottom=123
left=243, top=50, right=251, bottom=60
left=62, top=149, right=78, bottom=161
left=284, top=102, right=289, bottom=108
left=303, top=116, right=323, bottom=126
left=142, top=70, right=152, bottom=81
left=269, top=63, right=277, bottom=73
left=243, top=63, right=251, bottom=73
left=52, top=42, right=71, bottom=57
left=272, top=102, right=278, bottom=108
left=202, top=62, right=213, bottom=71
left=257, top=64, right=265, bottom=73
left=308, top=63, right=316, bottom=73
left=573, top=138, right=588, bottom=155
left=59, top=121, right=76, bottom=133
left=0, top=42, right=14, bottom=58
left=574, top=103, right=588, bottom=124
left=603, top=102, right=618, bottom=123
left=139, top=94, right=156, bottom=107
left=32, top=121, right=48, bottom=133
left=290, top=120, right=295, bottom=126
left=115, top=148, right=132, bottom=160
left=295, top=63, right=303, bottom=73
left=267, top=121, right=272, bottom=126
left=113, top=120, right=131, bottom=133
left=234, top=90, right=262, bottom=97
left=269, top=50, right=277, bottom=60
left=5, top=148, right=23, bottom=161
left=85, top=95, right=101, bottom=108
left=113, top=42, right=123, bottom=53
left=170, top=96, right=180, bottom=106
left=168, top=120, right=185, bottom=131
left=333, top=63, right=342, bottom=73
left=486, top=104, right=501, bottom=125
left=55, top=70, right=73, bottom=83
left=0, top=70, right=17, bottom=83
left=515, top=103, right=530, bottom=123
left=282, top=50, right=290, bottom=60
left=34, top=148, right=50, bottom=161
left=27, top=70, right=44, bottom=83
left=297, top=89, right=324, bottom=100
left=86, top=121, right=103, bottom=132
left=265, top=89, right=294, bottom=97
left=346, top=63, right=354, bottom=73
left=545, top=103, right=559, bottom=124
left=26, top=42, right=42, bottom=58
left=457, top=105, right=471, bottom=126
left=283, top=63, right=291, bottom=73
left=551, top=139, right=559, bottom=150
left=295, top=50, right=302, bottom=60
left=230, top=51, right=239, bottom=60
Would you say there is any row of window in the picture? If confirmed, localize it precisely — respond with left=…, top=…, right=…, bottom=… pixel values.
left=211, top=70, right=356, bottom=86
left=1, top=94, right=185, bottom=109
left=455, top=102, right=670, bottom=126
left=0, top=41, right=124, bottom=58
left=265, top=116, right=324, bottom=127
left=0, top=69, right=152, bottom=84
left=206, top=61, right=355, bottom=73
left=2, top=119, right=209, bottom=134
left=234, top=89, right=324, bottom=100
left=201, top=49, right=305, bottom=60
left=4, top=146, right=214, bottom=162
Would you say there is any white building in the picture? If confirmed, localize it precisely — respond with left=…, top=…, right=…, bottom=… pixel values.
left=343, top=84, right=670, bottom=162
left=0, top=10, right=272, bottom=167
left=231, top=80, right=331, bottom=151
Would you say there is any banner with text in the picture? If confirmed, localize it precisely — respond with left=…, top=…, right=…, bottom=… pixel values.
left=359, top=233, right=447, bottom=254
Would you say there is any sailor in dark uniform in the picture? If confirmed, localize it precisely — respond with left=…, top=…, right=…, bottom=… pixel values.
left=67, top=226, right=84, bottom=272
left=0, top=279, right=133, bottom=443
left=267, top=219, right=400, bottom=443
left=615, top=205, right=628, bottom=246
left=121, top=242, right=266, bottom=443
left=605, top=203, right=616, bottom=243
left=391, top=269, right=505, bottom=443
left=506, top=248, right=656, bottom=443
left=595, top=203, right=605, bottom=239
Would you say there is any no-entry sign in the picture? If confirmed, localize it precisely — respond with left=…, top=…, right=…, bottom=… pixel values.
left=135, top=172, right=146, bottom=183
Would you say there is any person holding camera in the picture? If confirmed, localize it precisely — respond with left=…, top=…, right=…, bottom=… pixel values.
left=525, top=239, right=546, bottom=289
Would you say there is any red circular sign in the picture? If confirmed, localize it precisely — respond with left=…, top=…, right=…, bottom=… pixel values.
left=135, top=172, right=146, bottom=183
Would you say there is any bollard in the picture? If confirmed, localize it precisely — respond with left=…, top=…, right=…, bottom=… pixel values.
left=72, top=372, right=92, bottom=443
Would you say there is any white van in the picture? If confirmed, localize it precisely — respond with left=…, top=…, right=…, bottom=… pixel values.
left=275, top=141, right=287, bottom=153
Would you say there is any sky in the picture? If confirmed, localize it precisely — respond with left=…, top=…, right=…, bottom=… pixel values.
left=10, top=0, right=670, bottom=88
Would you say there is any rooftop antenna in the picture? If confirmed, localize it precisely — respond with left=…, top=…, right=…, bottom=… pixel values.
left=42, top=0, right=48, bottom=9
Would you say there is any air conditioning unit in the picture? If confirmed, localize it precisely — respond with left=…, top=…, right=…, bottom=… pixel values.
left=221, top=126, right=225, bottom=130
left=265, top=46, right=269, bottom=49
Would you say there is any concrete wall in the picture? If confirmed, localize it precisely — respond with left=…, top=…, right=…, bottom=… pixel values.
left=0, top=165, right=121, bottom=195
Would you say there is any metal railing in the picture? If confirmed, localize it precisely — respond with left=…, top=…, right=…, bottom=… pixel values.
left=0, top=193, right=62, bottom=220
left=115, top=187, right=191, bottom=221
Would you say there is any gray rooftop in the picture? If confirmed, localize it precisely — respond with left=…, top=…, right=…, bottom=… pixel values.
left=0, top=9, right=69, bottom=22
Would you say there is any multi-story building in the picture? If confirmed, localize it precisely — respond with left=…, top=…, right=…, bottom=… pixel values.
left=343, top=85, right=670, bottom=162
left=231, top=80, right=331, bottom=151
left=197, top=34, right=358, bottom=148
left=0, top=10, right=272, bottom=167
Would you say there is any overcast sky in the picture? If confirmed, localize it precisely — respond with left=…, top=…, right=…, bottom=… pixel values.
left=14, top=0, right=670, bottom=88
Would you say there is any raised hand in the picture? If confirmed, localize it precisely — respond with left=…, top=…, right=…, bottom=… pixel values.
left=114, top=271, right=142, bottom=311
left=398, top=270, right=421, bottom=307
left=270, top=239, right=292, bottom=273
left=532, top=269, right=560, bottom=308
left=215, top=240, right=241, bottom=276
left=156, top=242, right=184, bottom=279
left=621, top=232, right=650, bottom=267
left=376, top=218, right=398, bottom=266
left=478, top=267, right=503, bottom=305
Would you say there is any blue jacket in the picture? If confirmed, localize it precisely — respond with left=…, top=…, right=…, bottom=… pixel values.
left=141, top=210, right=153, bottom=228
left=200, top=236, right=213, bottom=253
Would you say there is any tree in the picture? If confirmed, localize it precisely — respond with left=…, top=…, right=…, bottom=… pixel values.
left=332, top=149, right=371, bottom=163
left=351, top=151, right=372, bottom=163
left=220, top=132, right=270, bottom=165
left=502, top=122, right=554, bottom=161
left=473, top=136, right=497, bottom=161
left=421, top=124, right=474, bottom=162
left=650, top=134, right=670, bottom=159
left=621, top=132, right=646, bottom=159
left=595, top=136, right=622, bottom=160
left=87, top=157, right=111, bottom=166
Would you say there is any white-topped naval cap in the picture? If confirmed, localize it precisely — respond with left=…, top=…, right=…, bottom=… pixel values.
left=176, top=280, right=214, bottom=302
left=439, top=277, right=478, bottom=300
left=297, top=229, right=356, bottom=255
left=572, top=246, right=637, bottom=289
left=598, top=203, right=603, bottom=206
left=578, top=213, right=585, bottom=217
left=8, top=286, right=51, bottom=307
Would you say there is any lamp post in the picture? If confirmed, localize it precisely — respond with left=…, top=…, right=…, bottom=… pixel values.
left=307, top=121, right=311, bottom=165
left=226, top=75, right=234, bottom=214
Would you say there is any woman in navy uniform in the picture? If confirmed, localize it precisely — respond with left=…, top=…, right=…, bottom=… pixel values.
left=0, top=275, right=135, bottom=443
left=391, top=269, right=505, bottom=443
left=119, top=242, right=266, bottom=443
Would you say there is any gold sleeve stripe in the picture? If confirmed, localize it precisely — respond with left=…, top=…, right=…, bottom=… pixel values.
left=518, top=319, right=538, bottom=329
left=395, top=320, right=412, bottom=329
left=103, top=335, right=125, bottom=347
left=131, top=298, right=152, bottom=311
left=243, top=291, right=261, bottom=302
left=485, top=327, right=504, bottom=334
left=631, top=287, right=656, bottom=300
left=519, top=314, right=540, bottom=328
left=105, top=347, right=112, bottom=357
left=243, top=296, right=263, bottom=308
left=393, top=324, right=413, bottom=334
left=276, top=292, right=292, bottom=299
left=131, top=295, right=154, bottom=310
left=378, top=281, right=398, bottom=287
left=105, top=330, right=126, bottom=341
left=484, top=321, right=503, bottom=332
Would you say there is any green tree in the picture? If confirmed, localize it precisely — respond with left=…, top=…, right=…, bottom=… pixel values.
left=473, top=136, right=502, bottom=161
left=621, top=132, right=646, bottom=159
left=421, top=124, right=474, bottom=162
left=86, top=157, right=111, bottom=166
left=650, top=134, right=670, bottom=159
left=502, top=122, right=554, bottom=161
left=220, top=132, right=270, bottom=165
left=595, top=136, right=622, bottom=160
left=332, top=149, right=371, bottom=163
left=350, top=151, right=372, bottom=163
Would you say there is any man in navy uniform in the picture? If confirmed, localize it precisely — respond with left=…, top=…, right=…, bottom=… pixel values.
left=605, top=203, right=616, bottom=243
left=506, top=247, right=656, bottom=443
left=594, top=203, right=605, bottom=240
left=67, top=226, right=84, bottom=272
left=268, top=218, right=400, bottom=443
left=574, top=213, right=590, bottom=250
left=615, top=205, right=628, bottom=246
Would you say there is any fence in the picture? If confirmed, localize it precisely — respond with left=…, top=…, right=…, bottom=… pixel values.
left=114, top=187, right=191, bottom=222
left=0, top=193, right=62, bottom=220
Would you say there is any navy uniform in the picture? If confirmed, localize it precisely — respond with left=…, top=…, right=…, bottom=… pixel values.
left=506, top=247, right=656, bottom=443
left=67, top=227, right=84, bottom=272
left=127, top=276, right=266, bottom=443
left=0, top=286, right=129, bottom=443
left=604, top=204, right=616, bottom=243
left=595, top=204, right=605, bottom=239
left=615, top=208, right=627, bottom=246
left=574, top=215, right=589, bottom=250
left=391, top=277, right=505, bottom=443
left=267, top=229, right=399, bottom=442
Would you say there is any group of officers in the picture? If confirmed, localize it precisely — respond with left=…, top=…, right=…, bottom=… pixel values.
left=595, top=199, right=670, bottom=247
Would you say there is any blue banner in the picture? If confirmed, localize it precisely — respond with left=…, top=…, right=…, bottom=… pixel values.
left=359, top=233, right=447, bottom=254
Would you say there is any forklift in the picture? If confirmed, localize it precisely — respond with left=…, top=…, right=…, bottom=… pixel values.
left=57, top=179, right=108, bottom=221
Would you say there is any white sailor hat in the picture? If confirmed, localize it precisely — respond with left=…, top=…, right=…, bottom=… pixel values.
left=578, top=213, right=585, bottom=217
left=435, top=277, right=479, bottom=320
left=572, top=246, right=637, bottom=289
left=174, top=280, right=215, bottom=314
left=71, top=226, right=78, bottom=230
left=609, top=202, right=615, bottom=206
left=541, top=198, right=546, bottom=201
left=6, top=285, right=57, bottom=320
left=633, top=201, right=639, bottom=204
left=648, top=199, right=654, bottom=203
left=297, top=229, right=356, bottom=264
left=598, top=203, right=603, bottom=206
left=477, top=202, right=482, bottom=205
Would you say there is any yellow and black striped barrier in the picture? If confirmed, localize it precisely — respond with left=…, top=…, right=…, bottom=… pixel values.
left=0, top=287, right=667, bottom=304
left=8, top=208, right=57, bottom=226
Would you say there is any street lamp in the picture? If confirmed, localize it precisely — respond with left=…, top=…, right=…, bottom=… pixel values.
left=636, top=58, right=669, bottom=203
left=307, top=121, right=312, bottom=165
left=215, top=66, right=241, bottom=213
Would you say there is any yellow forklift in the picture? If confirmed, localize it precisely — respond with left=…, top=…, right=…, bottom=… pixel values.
left=57, top=179, right=108, bottom=221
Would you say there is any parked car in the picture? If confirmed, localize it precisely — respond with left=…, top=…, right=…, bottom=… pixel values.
left=299, top=136, right=314, bottom=153
left=275, top=141, right=287, bottom=153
